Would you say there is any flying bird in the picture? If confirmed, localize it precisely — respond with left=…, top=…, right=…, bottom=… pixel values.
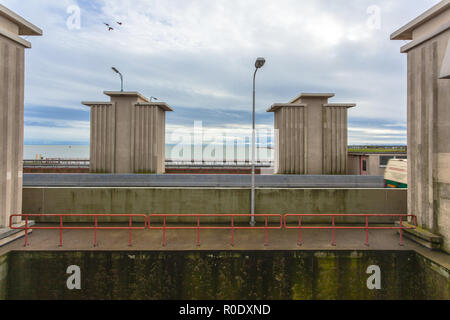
left=116, top=21, right=122, bottom=25
left=103, top=23, right=114, bottom=31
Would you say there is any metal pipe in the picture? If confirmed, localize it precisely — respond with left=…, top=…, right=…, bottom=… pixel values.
left=250, top=68, right=258, bottom=226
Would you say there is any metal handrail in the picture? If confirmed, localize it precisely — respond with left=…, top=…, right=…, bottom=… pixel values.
left=284, top=214, right=417, bottom=246
left=9, top=213, right=417, bottom=248
left=148, top=214, right=283, bottom=247
left=9, top=214, right=147, bottom=247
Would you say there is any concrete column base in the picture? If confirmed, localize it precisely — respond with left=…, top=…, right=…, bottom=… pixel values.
left=396, top=221, right=443, bottom=251
left=0, top=221, right=34, bottom=247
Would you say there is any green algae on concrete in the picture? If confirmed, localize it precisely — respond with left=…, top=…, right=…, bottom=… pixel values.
left=0, top=253, right=8, bottom=300
left=4, top=250, right=449, bottom=300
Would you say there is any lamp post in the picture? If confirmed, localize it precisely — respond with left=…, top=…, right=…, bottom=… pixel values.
left=111, top=67, right=123, bottom=92
left=250, top=57, right=265, bottom=226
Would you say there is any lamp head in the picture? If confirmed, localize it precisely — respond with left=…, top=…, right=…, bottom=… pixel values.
left=111, top=67, right=120, bottom=74
left=255, top=57, right=265, bottom=69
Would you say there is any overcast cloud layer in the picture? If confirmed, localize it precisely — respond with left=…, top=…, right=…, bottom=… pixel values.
left=3, top=0, right=441, bottom=145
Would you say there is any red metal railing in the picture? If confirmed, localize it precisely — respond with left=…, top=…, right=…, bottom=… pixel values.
left=9, top=214, right=147, bottom=247
left=9, top=213, right=417, bottom=247
left=148, top=214, right=283, bottom=246
left=284, top=214, right=417, bottom=246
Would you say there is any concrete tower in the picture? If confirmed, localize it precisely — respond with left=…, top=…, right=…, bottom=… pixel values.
left=267, top=93, right=355, bottom=175
left=0, top=5, right=42, bottom=228
left=83, top=91, right=173, bottom=174
left=391, top=0, right=450, bottom=252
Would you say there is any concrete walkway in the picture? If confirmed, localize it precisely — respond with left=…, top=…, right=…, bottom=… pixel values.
left=0, top=224, right=436, bottom=251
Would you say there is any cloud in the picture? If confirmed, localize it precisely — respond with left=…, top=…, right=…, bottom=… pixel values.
left=2, top=0, right=441, bottom=146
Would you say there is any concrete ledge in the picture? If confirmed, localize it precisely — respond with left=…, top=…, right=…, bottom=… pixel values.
left=23, top=174, right=385, bottom=188
left=0, top=221, right=34, bottom=247
left=396, top=221, right=443, bottom=250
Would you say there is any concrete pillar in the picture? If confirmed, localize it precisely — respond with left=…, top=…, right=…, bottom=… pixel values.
left=0, top=5, right=41, bottom=228
left=83, top=91, right=173, bottom=174
left=391, top=0, right=450, bottom=252
left=267, top=93, right=355, bottom=174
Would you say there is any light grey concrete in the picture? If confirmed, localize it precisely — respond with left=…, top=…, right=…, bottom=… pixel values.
left=22, top=187, right=406, bottom=224
left=392, top=0, right=450, bottom=253
left=23, top=173, right=384, bottom=188
left=268, top=93, right=355, bottom=175
left=0, top=6, right=41, bottom=228
left=82, top=92, right=173, bottom=174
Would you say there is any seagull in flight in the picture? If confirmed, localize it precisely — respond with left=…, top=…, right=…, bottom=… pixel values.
left=103, top=23, right=114, bottom=31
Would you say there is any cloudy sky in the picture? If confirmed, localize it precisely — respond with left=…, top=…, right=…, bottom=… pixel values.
left=3, top=0, right=441, bottom=145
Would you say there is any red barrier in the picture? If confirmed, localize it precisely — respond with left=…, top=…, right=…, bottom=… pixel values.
left=148, top=214, right=283, bottom=246
left=284, top=214, right=417, bottom=246
left=9, top=214, right=147, bottom=247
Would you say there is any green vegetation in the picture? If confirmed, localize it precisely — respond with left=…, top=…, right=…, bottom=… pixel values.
left=348, top=147, right=406, bottom=153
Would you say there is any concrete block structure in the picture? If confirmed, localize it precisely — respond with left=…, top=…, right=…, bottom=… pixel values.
left=391, top=0, right=450, bottom=252
left=83, top=91, right=173, bottom=174
left=0, top=5, right=41, bottom=228
left=347, top=152, right=407, bottom=176
left=267, top=93, right=355, bottom=174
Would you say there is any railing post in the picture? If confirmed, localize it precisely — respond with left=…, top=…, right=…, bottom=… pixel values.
left=365, top=215, right=369, bottom=246
left=231, top=216, right=234, bottom=247
left=59, top=215, right=63, bottom=247
left=24, top=215, right=29, bottom=246
left=264, top=216, right=268, bottom=246
left=94, top=215, right=98, bottom=247
left=298, top=216, right=302, bottom=246
left=399, top=216, right=404, bottom=246
left=128, top=216, right=132, bottom=247
left=163, top=216, right=166, bottom=247
left=332, top=216, right=336, bottom=246
left=196, top=215, right=200, bottom=246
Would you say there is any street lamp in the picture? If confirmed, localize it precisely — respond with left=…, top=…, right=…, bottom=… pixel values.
left=250, top=57, right=265, bottom=226
left=111, top=67, right=123, bottom=92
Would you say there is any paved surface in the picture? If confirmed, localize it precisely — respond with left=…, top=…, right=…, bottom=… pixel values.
left=0, top=224, right=432, bottom=252
left=2, top=224, right=448, bottom=269
left=23, top=173, right=384, bottom=188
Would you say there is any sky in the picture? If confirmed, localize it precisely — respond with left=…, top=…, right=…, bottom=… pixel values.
left=3, top=0, right=442, bottom=145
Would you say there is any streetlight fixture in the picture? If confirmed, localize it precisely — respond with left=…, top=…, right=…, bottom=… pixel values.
left=250, top=57, right=265, bottom=226
left=111, top=67, right=123, bottom=92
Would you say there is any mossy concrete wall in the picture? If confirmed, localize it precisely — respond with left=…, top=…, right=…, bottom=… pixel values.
left=22, top=187, right=407, bottom=223
left=4, top=250, right=449, bottom=300
left=0, top=253, right=7, bottom=300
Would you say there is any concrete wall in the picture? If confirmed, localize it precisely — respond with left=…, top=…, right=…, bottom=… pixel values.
left=0, top=253, right=7, bottom=300
left=322, top=106, right=348, bottom=175
left=406, top=29, right=450, bottom=252
left=0, top=7, right=41, bottom=228
left=392, top=2, right=450, bottom=252
left=89, top=103, right=115, bottom=173
left=22, top=187, right=407, bottom=224
left=0, top=34, right=24, bottom=228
